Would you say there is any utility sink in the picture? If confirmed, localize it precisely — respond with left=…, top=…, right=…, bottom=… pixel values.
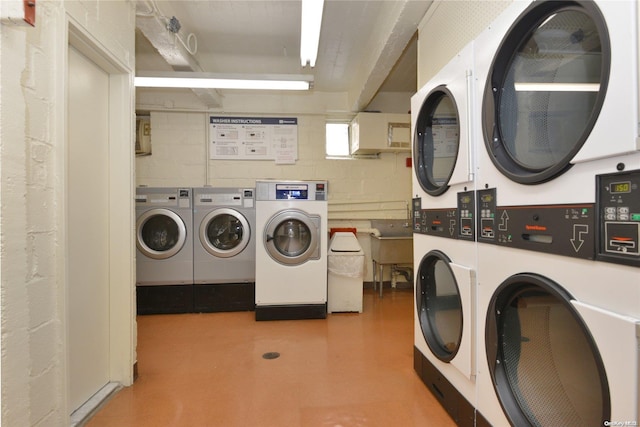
left=369, top=220, right=413, bottom=265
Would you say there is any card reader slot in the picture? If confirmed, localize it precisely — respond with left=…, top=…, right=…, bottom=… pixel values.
left=521, top=234, right=553, bottom=244
left=609, top=238, right=636, bottom=249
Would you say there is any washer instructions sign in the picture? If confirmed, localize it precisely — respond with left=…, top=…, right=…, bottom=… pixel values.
left=209, top=116, right=298, bottom=163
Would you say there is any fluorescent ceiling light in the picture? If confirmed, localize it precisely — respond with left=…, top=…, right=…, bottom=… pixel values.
left=514, top=82, right=600, bottom=92
left=300, top=0, right=324, bottom=67
left=135, top=72, right=313, bottom=90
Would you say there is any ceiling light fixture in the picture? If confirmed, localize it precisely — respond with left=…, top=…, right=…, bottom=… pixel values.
left=135, top=72, right=314, bottom=90
left=300, top=0, right=324, bottom=67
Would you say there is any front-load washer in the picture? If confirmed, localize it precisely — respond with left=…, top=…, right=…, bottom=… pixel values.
left=135, top=187, right=194, bottom=314
left=413, top=238, right=478, bottom=427
left=254, top=180, right=328, bottom=321
left=471, top=1, right=640, bottom=424
left=412, top=40, right=475, bottom=206
left=476, top=245, right=639, bottom=427
left=476, top=0, right=639, bottom=198
left=411, top=40, right=479, bottom=427
left=192, top=187, right=256, bottom=312
left=473, top=0, right=640, bottom=258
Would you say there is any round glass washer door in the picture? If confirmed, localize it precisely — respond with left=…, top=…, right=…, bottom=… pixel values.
left=199, top=208, right=250, bottom=258
left=136, top=208, right=187, bottom=260
left=414, top=86, right=460, bottom=196
left=483, top=1, right=610, bottom=184
left=486, top=273, right=610, bottom=426
left=264, top=209, right=320, bottom=266
left=416, top=250, right=463, bottom=362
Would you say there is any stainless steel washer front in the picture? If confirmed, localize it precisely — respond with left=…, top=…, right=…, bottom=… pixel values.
left=199, top=207, right=250, bottom=258
left=137, top=208, right=187, bottom=260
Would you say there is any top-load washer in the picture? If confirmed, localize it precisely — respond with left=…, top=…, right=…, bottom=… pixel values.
left=192, top=187, right=256, bottom=312
left=471, top=1, right=640, bottom=425
left=411, top=40, right=479, bottom=427
left=135, top=187, right=194, bottom=314
left=254, top=180, right=328, bottom=321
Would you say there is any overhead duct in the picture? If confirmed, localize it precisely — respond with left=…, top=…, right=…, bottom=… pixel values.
left=348, top=0, right=432, bottom=111
left=135, top=0, right=223, bottom=108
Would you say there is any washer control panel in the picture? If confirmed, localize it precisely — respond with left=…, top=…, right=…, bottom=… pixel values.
left=597, top=169, right=640, bottom=266
left=476, top=188, right=595, bottom=260
left=412, top=197, right=464, bottom=240
left=457, top=191, right=475, bottom=241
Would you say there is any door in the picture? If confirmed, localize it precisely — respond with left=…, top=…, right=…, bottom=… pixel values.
left=67, top=46, right=110, bottom=411
left=482, top=1, right=610, bottom=184
left=485, top=273, right=610, bottom=426
left=416, top=250, right=475, bottom=379
left=264, top=209, right=320, bottom=265
left=200, top=208, right=250, bottom=258
left=137, top=208, right=187, bottom=259
left=414, top=87, right=460, bottom=196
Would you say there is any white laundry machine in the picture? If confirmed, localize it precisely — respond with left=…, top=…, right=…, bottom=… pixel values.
left=135, top=187, right=194, bottom=314
left=192, top=187, right=256, bottom=312
left=254, top=180, right=328, bottom=321
left=477, top=0, right=639, bottom=197
left=472, top=1, right=640, bottom=425
left=411, top=40, right=479, bottom=427
left=476, top=246, right=639, bottom=427
left=412, top=40, right=475, bottom=204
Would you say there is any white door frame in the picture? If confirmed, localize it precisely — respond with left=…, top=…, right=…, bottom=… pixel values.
left=62, top=18, right=136, bottom=419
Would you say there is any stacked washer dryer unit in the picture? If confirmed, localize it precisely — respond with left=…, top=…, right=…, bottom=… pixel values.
left=135, top=187, right=194, bottom=314
left=473, top=1, right=640, bottom=426
left=192, top=187, right=256, bottom=312
left=411, top=41, right=479, bottom=427
left=254, top=180, right=328, bottom=321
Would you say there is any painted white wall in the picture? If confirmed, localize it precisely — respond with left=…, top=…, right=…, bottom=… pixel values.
left=417, top=0, right=513, bottom=86
left=0, top=1, right=136, bottom=425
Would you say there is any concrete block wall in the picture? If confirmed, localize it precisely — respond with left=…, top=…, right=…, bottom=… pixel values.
left=135, top=109, right=414, bottom=222
left=417, top=0, right=512, bottom=87
left=1, top=1, right=135, bottom=426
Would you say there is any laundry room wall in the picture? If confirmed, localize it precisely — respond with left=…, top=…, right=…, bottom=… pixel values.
left=416, top=0, right=513, bottom=86
left=136, top=89, right=414, bottom=281
left=1, top=2, right=135, bottom=426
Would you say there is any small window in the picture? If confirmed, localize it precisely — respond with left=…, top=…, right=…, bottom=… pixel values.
left=326, top=123, right=350, bottom=157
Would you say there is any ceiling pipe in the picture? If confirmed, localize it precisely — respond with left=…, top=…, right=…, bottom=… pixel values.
left=135, top=0, right=223, bottom=108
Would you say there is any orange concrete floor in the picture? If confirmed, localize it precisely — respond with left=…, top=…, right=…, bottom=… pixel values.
left=87, top=287, right=456, bottom=427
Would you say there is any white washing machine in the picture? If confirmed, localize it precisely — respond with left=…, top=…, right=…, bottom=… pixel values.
left=135, top=187, right=194, bottom=314
left=411, top=40, right=479, bottom=427
left=473, top=0, right=640, bottom=255
left=472, top=1, right=640, bottom=425
left=413, top=239, right=478, bottom=426
left=192, top=187, right=256, bottom=312
left=254, top=180, right=328, bottom=321
left=412, top=40, right=476, bottom=204
left=476, top=246, right=639, bottom=427
left=476, top=0, right=640, bottom=202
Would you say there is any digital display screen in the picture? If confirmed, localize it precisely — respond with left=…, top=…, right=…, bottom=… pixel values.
left=276, top=184, right=308, bottom=200
left=481, top=193, right=493, bottom=203
left=611, top=181, right=631, bottom=194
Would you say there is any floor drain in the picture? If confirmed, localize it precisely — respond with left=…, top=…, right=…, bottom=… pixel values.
left=262, top=352, right=280, bottom=360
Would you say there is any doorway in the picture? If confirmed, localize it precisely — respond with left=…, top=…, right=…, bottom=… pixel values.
left=66, top=25, right=136, bottom=418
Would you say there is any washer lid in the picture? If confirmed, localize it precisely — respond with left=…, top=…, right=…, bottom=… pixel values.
left=330, top=232, right=362, bottom=253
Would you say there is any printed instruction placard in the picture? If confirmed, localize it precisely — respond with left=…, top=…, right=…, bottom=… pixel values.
left=209, top=116, right=298, bottom=162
